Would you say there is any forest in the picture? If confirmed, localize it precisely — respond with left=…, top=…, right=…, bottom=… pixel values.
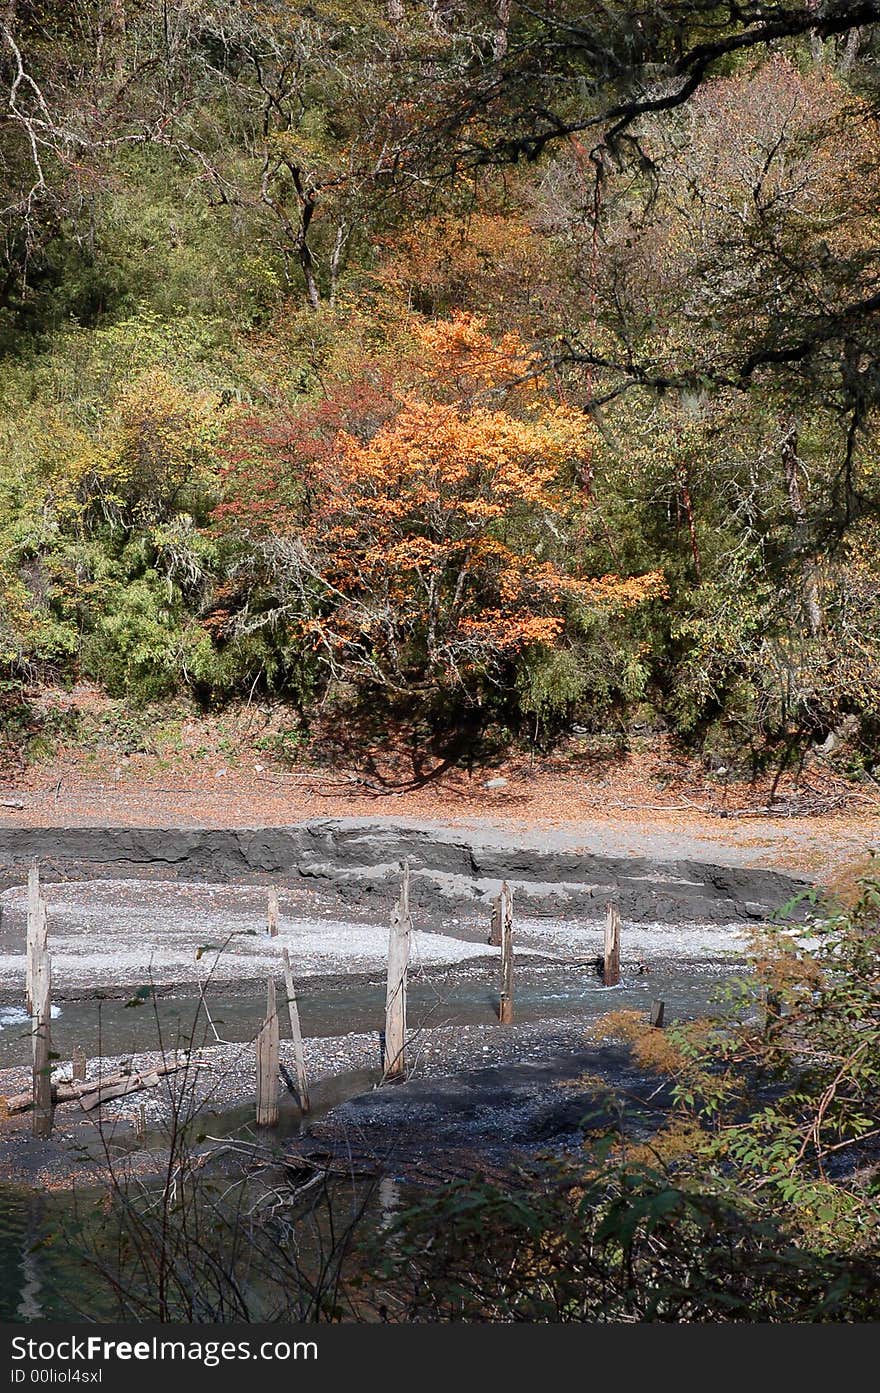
left=2, top=1, right=879, bottom=780
left=1, top=4, right=880, bottom=1331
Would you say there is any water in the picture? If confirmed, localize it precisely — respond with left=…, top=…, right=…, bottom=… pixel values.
left=0, top=958, right=743, bottom=1069
left=0, top=875, right=753, bottom=1320
left=0, top=1059, right=388, bottom=1322
left=0, top=1187, right=115, bottom=1321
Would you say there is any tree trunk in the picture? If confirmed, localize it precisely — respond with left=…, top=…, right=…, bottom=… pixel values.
left=679, top=466, right=702, bottom=582
left=782, top=426, right=823, bottom=637
left=840, top=27, right=863, bottom=74
left=493, top=0, right=511, bottom=60
left=297, top=190, right=321, bottom=312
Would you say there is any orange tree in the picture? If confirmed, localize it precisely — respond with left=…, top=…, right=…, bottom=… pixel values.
left=216, top=312, right=664, bottom=731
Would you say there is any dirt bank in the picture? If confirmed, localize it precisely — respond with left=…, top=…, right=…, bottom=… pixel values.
left=0, top=820, right=812, bottom=924
left=2, top=755, right=876, bottom=889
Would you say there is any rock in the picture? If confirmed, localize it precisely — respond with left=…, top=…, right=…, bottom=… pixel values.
left=483, top=776, right=508, bottom=790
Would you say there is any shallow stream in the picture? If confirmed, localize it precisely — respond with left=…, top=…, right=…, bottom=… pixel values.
left=0, top=875, right=754, bottom=1321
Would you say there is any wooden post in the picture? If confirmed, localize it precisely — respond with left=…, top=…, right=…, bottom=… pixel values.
left=498, top=881, right=514, bottom=1024
left=25, top=863, right=46, bottom=1015
left=603, top=902, right=621, bottom=987
left=488, top=890, right=502, bottom=947
left=281, top=947, right=310, bottom=1112
left=71, top=1046, right=87, bottom=1082
left=649, top=999, right=665, bottom=1029
left=31, top=941, right=53, bottom=1139
left=267, top=886, right=280, bottom=938
left=134, top=1103, right=146, bottom=1142
left=383, top=861, right=412, bottom=1081
left=764, top=988, right=782, bottom=1037
left=255, top=978, right=280, bottom=1127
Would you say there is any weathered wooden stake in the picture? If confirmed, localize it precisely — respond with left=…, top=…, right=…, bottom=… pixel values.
left=764, top=988, right=782, bottom=1037
left=255, top=978, right=280, bottom=1127
left=498, top=881, right=514, bottom=1024
left=31, top=942, right=53, bottom=1139
left=267, top=886, right=280, bottom=938
left=649, top=999, right=665, bottom=1029
left=603, top=902, right=621, bottom=987
left=71, top=1046, right=87, bottom=1082
left=488, top=892, right=502, bottom=947
left=281, top=947, right=310, bottom=1112
left=134, top=1103, right=146, bottom=1142
left=383, top=861, right=412, bottom=1080
left=25, top=863, right=46, bottom=1015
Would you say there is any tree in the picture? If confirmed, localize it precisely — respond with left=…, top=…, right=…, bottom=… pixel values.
left=390, top=3, right=880, bottom=423
left=217, top=310, right=664, bottom=725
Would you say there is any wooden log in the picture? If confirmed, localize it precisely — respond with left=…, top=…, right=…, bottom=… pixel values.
left=31, top=943, right=53, bottom=1139
left=498, top=881, right=514, bottom=1024
left=71, top=1045, right=87, bottom=1082
left=5, top=1073, right=128, bottom=1113
left=383, top=861, right=412, bottom=1080
left=267, top=886, right=280, bottom=938
left=281, top=947, right=310, bottom=1112
left=649, top=999, right=665, bottom=1029
left=603, top=902, right=621, bottom=987
left=79, top=1071, right=161, bottom=1112
left=255, top=978, right=280, bottom=1127
left=3, top=1058, right=201, bottom=1115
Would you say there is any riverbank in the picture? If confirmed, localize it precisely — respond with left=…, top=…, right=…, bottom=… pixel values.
left=0, top=789, right=872, bottom=1200
left=1, top=717, right=877, bottom=885
left=0, top=1018, right=665, bottom=1190
left=0, top=867, right=750, bottom=1189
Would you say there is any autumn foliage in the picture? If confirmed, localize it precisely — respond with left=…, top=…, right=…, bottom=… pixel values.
left=2, top=6, right=879, bottom=773
left=218, top=313, right=664, bottom=708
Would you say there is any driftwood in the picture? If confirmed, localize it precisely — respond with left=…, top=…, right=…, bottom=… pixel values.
left=3, top=1058, right=201, bottom=1116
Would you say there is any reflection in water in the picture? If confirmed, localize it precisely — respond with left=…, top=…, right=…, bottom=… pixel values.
left=17, top=1218, right=43, bottom=1322
left=0, top=1191, right=67, bottom=1321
